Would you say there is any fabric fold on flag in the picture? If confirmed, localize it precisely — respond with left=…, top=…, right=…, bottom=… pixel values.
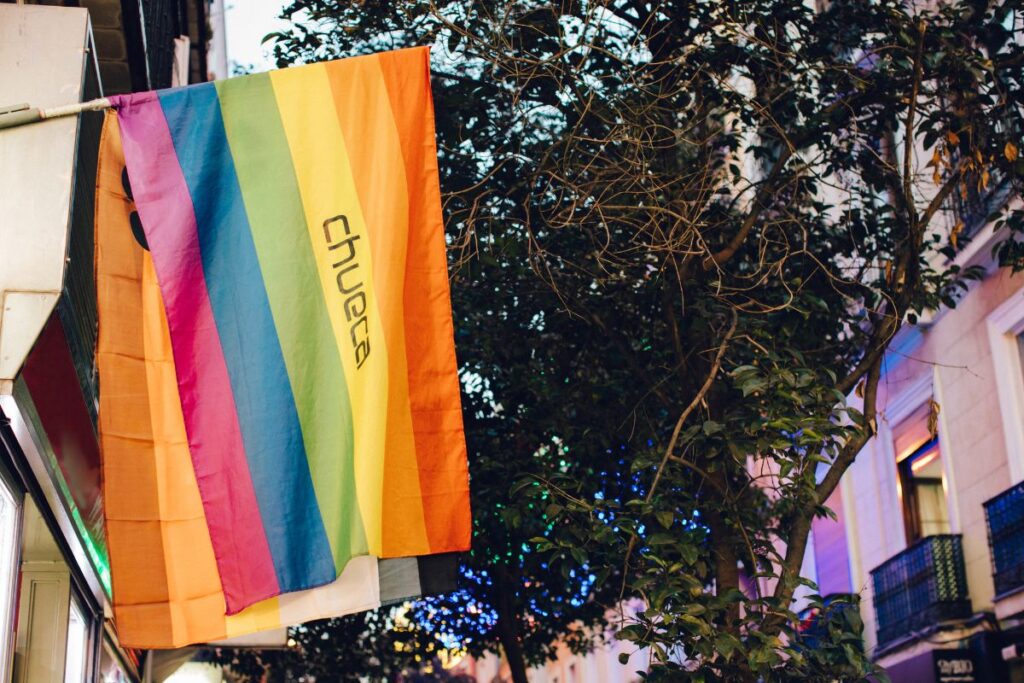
left=105, top=46, right=470, bottom=616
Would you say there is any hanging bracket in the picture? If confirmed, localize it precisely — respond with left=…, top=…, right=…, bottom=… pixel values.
left=0, top=98, right=111, bottom=131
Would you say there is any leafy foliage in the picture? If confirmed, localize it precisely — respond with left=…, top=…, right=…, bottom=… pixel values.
left=235, top=1, right=1024, bottom=681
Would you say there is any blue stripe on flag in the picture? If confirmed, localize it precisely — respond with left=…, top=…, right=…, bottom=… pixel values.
left=158, top=83, right=337, bottom=592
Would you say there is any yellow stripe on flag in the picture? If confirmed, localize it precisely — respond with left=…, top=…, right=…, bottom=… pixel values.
left=224, top=595, right=282, bottom=638
left=270, top=63, right=390, bottom=555
left=327, top=55, right=430, bottom=555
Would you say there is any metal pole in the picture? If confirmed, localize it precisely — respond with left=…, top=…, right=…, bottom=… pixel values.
left=0, top=98, right=111, bottom=131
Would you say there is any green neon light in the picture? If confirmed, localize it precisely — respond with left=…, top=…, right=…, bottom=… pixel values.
left=69, top=506, right=111, bottom=594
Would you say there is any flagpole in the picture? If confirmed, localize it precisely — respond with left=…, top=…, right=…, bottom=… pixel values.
left=0, top=98, right=111, bottom=131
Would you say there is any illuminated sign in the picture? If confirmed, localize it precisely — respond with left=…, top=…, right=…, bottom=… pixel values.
left=934, top=650, right=976, bottom=683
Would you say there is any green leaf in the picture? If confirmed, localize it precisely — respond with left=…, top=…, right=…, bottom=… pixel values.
left=716, top=632, right=743, bottom=659
left=647, top=532, right=676, bottom=545
left=446, top=30, right=461, bottom=53
left=702, top=420, right=724, bottom=436
left=680, top=544, right=699, bottom=565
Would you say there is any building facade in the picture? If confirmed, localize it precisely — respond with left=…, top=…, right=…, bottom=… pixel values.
left=0, top=1, right=225, bottom=681
left=801, top=173, right=1024, bottom=680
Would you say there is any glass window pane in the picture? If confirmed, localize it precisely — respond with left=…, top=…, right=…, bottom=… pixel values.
left=98, top=642, right=130, bottom=683
left=899, top=438, right=951, bottom=542
left=0, top=474, right=20, bottom=678
left=63, top=600, right=87, bottom=683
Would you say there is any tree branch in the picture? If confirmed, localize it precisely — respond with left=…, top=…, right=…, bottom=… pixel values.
left=766, top=357, right=882, bottom=633
left=646, top=309, right=739, bottom=502
left=617, top=309, right=739, bottom=602
left=702, top=146, right=795, bottom=270
left=902, top=19, right=927, bottom=231
left=817, top=357, right=882, bottom=503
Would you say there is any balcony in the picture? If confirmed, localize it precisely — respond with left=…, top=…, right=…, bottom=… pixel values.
left=870, top=535, right=970, bottom=648
left=985, top=481, right=1024, bottom=597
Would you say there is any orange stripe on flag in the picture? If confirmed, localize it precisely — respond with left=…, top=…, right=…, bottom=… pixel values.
left=376, top=47, right=471, bottom=552
left=97, top=112, right=230, bottom=648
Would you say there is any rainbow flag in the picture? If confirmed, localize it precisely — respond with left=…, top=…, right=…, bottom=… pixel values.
left=105, top=46, right=470, bottom=616
left=96, top=111, right=459, bottom=648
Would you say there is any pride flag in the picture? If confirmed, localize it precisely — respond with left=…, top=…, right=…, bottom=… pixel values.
left=96, top=110, right=460, bottom=648
left=104, top=46, right=471, bottom=618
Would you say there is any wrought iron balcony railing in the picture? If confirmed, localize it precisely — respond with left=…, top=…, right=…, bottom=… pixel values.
left=141, top=0, right=190, bottom=88
left=985, top=481, right=1024, bottom=597
left=870, top=535, right=970, bottom=648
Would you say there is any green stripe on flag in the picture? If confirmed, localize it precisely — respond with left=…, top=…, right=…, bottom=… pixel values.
left=216, top=73, right=367, bottom=567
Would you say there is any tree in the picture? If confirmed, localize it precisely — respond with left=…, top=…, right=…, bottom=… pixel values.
left=263, top=1, right=1024, bottom=680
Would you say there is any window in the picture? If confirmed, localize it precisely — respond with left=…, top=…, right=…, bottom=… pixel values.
left=893, top=404, right=950, bottom=544
left=98, top=642, right=130, bottom=683
left=13, top=497, right=79, bottom=683
left=897, top=438, right=950, bottom=543
left=987, top=293, right=1024, bottom=483
left=0, top=467, right=21, bottom=680
left=63, top=600, right=87, bottom=683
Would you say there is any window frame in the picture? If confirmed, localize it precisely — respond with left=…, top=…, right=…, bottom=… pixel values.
left=0, top=414, right=103, bottom=683
left=880, top=370, right=960, bottom=547
left=896, top=437, right=949, bottom=544
left=987, top=289, right=1024, bottom=484
left=0, top=445, right=24, bottom=683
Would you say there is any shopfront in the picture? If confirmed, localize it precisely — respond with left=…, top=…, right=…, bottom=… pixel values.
left=0, top=417, right=135, bottom=683
left=0, top=311, right=140, bottom=683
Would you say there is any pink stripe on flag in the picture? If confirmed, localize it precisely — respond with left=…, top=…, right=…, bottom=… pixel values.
left=112, top=93, right=280, bottom=612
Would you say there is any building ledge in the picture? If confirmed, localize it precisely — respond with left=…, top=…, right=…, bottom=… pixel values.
left=873, top=612, right=994, bottom=663
left=994, top=583, right=1024, bottom=604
